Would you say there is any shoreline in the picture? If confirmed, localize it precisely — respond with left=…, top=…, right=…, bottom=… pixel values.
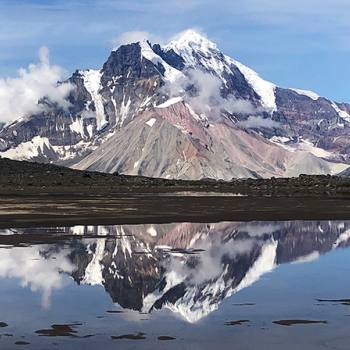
left=2, top=158, right=350, bottom=228
left=1, top=194, right=350, bottom=229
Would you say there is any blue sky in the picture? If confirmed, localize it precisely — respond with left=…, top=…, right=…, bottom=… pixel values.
left=0, top=0, right=349, bottom=102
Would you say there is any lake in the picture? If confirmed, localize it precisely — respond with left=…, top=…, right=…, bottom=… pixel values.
left=0, top=221, right=350, bottom=349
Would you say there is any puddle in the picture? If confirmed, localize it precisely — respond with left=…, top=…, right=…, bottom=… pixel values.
left=0, top=220, right=349, bottom=349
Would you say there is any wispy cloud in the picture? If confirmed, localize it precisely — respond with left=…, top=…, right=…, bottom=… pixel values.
left=237, top=116, right=280, bottom=129
left=112, top=31, right=163, bottom=48
left=162, top=68, right=257, bottom=118
left=0, top=245, right=74, bottom=308
left=0, top=47, right=72, bottom=123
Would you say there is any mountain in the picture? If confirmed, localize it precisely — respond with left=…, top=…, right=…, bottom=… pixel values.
left=1, top=29, right=349, bottom=179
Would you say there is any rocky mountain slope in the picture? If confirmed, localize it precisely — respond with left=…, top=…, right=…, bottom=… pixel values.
left=1, top=30, right=349, bottom=179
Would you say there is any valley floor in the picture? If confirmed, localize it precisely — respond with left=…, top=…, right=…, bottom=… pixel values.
left=2, top=158, right=350, bottom=228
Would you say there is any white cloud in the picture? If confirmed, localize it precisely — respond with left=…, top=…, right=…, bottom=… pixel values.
left=167, top=26, right=208, bottom=43
left=0, top=46, right=73, bottom=123
left=112, top=31, right=163, bottom=49
left=240, top=222, right=282, bottom=237
left=0, top=245, right=74, bottom=308
left=237, top=115, right=280, bottom=129
left=188, top=70, right=257, bottom=116
left=162, top=69, right=257, bottom=118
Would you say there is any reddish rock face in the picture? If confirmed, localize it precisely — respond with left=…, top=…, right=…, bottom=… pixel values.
left=75, top=101, right=347, bottom=179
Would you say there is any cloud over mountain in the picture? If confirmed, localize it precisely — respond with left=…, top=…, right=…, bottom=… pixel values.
left=0, top=46, right=73, bottom=123
left=237, top=116, right=280, bottom=129
left=112, top=31, right=163, bottom=48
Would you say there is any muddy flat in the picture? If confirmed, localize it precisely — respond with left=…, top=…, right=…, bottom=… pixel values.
left=273, top=320, right=328, bottom=326
left=225, top=320, right=250, bottom=326
left=111, top=333, right=146, bottom=340
left=2, top=194, right=350, bottom=228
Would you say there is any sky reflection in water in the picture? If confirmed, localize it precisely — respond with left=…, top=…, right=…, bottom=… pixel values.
left=0, top=221, right=350, bottom=349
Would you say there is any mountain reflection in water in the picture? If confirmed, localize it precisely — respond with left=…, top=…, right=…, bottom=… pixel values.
left=0, top=221, right=349, bottom=323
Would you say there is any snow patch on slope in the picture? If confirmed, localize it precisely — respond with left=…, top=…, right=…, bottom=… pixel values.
left=146, top=118, right=156, bottom=127
left=333, top=229, right=350, bottom=248
left=0, top=136, right=52, bottom=160
left=270, top=137, right=333, bottom=159
left=119, top=96, right=131, bottom=125
left=233, top=241, right=277, bottom=294
left=156, top=97, right=183, bottom=108
left=332, top=102, right=350, bottom=123
left=82, top=239, right=106, bottom=286
left=81, top=69, right=107, bottom=130
left=133, top=160, right=140, bottom=169
left=291, top=88, right=320, bottom=101
left=139, top=41, right=183, bottom=83
left=297, top=140, right=333, bottom=158
left=229, top=58, right=276, bottom=112
left=69, top=118, right=85, bottom=137
left=293, top=251, right=320, bottom=264
left=147, top=225, right=158, bottom=237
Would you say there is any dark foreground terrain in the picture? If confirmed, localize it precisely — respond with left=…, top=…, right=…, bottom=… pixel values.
left=2, top=157, right=350, bottom=196
left=1, top=157, right=350, bottom=228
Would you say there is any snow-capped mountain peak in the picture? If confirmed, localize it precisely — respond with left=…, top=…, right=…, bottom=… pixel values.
left=1, top=29, right=350, bottom=179
left=165, top=29, right=218, bottom=53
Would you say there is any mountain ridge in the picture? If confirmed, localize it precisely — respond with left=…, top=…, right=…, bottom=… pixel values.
left=1, top=29, right=349, bottom=179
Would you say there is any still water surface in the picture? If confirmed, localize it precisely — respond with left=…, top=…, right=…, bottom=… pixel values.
left=0, top=221, right=350, bottom=349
